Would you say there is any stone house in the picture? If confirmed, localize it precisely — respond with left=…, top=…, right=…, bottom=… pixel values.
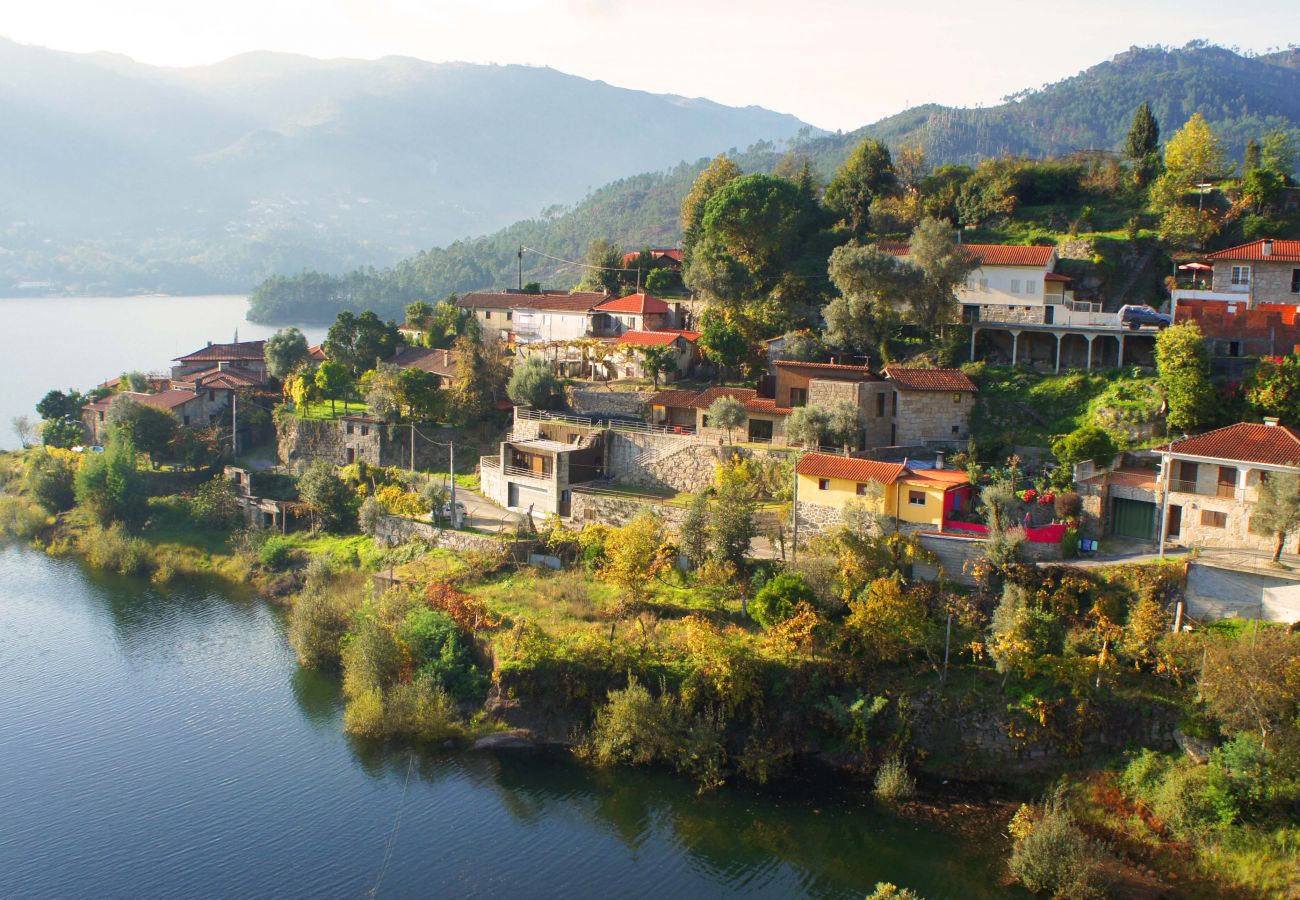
left=1201, top=239, right=1300, bottom=305
left=172, top=340, right=268, bottom=382
left=390, top=346, right=460, bottom=388
left=1154, top=421, right=1300, bottom=555
left=590, top=292, right=678, bottom=336
left=611, top=330, right=700, bottom=381
left=82, top=388, right=221, bottom=444
left=456, top=290, right=610, bottom=345
left=794, top=452, right=972, bottom=534
left=645, top=363, right=976, bottom=450
left=881, top=366, right=978, bottom=446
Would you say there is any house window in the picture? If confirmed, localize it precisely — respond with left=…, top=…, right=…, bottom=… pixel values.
left=208, top=391, right=215, bottom=401
left=1025, top=281, right=1037, bottom=297
left=790, top=387, right=807, bottom=407
left=360, top=426, right=369, bottom=437
left=506, top=310, right=513, bottom=321
left=1230, top=266, right=1251, bottom=287
left=876, top=392, right=885, bottom=417
left=818, top=478, right=830, bottom=491
left=908, top=490, right=926, bottom=506
left=484, top=311, right=492, bottom=320
left=951, top=425, right=960, bottom=434
left=1200, top=510, right=1227, bottom=528
left=182, top=415, right=190, bottom=426
left=855, top=483, right=872, bottom=496
left=1291, top=269, right=1300, bottom=294
left=1178, top=461, right=1198, bottom=489
left=891, top=392, right=898, bottom=415
left=979, top=278, right=989, bottom=292
left=952, top=393, right=962, bottom=403
left=346, top=423, right=354, bottom=435
left=1010, top=279, right=1021, bottom=294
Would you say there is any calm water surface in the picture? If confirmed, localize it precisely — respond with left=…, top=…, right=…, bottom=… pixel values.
left=0, top=294, right=325, bottom=449
left=0, top=545, right=1013, bottom=898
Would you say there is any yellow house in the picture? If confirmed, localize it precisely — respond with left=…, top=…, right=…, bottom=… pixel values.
left=795, top=452, right=972, bottom=529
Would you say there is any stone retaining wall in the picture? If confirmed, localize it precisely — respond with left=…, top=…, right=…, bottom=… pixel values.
left=568, top=491, right=692, bottom=528
left=371, top=514, right=533, bottom=556
left=569, top=390, right=654, bottom=418
left=278, top=415, right=478, bottom=472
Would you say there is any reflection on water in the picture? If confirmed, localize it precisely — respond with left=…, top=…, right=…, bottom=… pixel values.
left=0, top=544, right=1012, bottom=898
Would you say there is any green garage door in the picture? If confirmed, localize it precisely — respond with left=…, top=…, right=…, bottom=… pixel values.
left=1111, top=498, right=1157, bottom=540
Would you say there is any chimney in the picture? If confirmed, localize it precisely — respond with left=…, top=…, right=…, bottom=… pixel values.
left=1264, top=416, right=1280, bottom=426
left=1263, top=240, right=1274, bottom=257
left=207, top=340, right=212, bottom=347
left=935, top=451, right=945, bottom=470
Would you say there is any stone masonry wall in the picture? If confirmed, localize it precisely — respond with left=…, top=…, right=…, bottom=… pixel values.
left=278, top=415, right=468, bottom=472
left=569, top=390, right=654, bottom=418
left=568, top=492, right=691, bottom=529
left=371, top=514, right=533, bottom=555
left=895, top=390, right=970, bottom=445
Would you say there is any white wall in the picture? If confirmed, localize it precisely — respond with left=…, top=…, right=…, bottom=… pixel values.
left=957, top=264, right=1050, bottom=306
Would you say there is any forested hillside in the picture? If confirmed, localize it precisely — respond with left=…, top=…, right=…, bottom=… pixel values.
left=249, top=42, right=1300, bottom=323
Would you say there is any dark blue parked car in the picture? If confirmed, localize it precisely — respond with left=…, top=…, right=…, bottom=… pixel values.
left=1119, top=304, right=1172, bottom=329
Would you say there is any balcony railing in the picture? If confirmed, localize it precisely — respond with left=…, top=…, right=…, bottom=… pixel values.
left=504, top=464, right=554, bottom=482
left=1167, top=479, right=1243, bottom=500
left=480, top=455, right=500, bottom=471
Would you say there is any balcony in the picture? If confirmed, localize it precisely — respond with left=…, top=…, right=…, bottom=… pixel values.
left=1167, top=479, right=1243, bottom=500
left=503, top=464, right=554, bottom=483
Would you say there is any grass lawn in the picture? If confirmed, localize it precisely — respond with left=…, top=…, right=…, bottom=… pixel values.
left=423, top=471, right=481, bottom=493
left=297, top=400, right=369, bottom=421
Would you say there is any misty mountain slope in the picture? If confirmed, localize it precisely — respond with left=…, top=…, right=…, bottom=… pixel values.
left=0, top=39, right=814, bottom=293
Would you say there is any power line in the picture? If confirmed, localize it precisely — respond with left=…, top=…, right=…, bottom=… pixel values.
left=517, top=243, right=639, bottom=274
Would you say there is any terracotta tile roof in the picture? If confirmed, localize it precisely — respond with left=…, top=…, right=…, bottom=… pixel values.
left=648, top=389, right=703, bottom=408
left=621, top=248, right=683, bottom=266
left=307, top=344, right=327, bottom=361
left=175, top=340, right=266, bottom=363
left=774, top=360, right=877, bottom=381
left=655, top=329, right=700, bottom=341
left=1044, top=272, right=1073, bottom=282
left=797, top=453, right=907, bottom=484
left=902, top=468, right=972, bottom=487
left=180, top=366, right=265, bottom=390
left=647, top=386, right=791, bottom=415
left=390, top=346, right=459, bottom=378
left=595, top=292, right=671, bottom=315
left=1163, top=422, right=1300, bottom=467
left=457, top=291, right=609, bottom=313
left=883, top=366, right=977, bottom=392
left=616, top=330, right=686, bottom=347
left=1205, top=239, right=1300, bottom=263
left=879, top=241, right=1056, bottom=268
left=87, top=389, right=204, bottom=414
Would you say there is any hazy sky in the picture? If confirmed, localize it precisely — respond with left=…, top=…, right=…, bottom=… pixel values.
left=3, top=0, right=1295, bottom=130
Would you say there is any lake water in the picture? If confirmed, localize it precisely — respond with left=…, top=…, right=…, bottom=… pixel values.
left=0, top=544, right=1013, bottom=898
left=0, top=294, right=326, bottom=450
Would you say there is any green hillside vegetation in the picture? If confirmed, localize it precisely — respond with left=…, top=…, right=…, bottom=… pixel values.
left=248, top=42, right=1300, bottom=321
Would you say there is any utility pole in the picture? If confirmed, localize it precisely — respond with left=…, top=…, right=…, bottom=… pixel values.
left=231, top=393, right=238, bottom=456
left=790, top=452, right=799, bottom=563
left=449, top=439, right=457, bottom=528
left=410, top=423, right=415, bottom=474
left=517, top=246, right=523, bottom=291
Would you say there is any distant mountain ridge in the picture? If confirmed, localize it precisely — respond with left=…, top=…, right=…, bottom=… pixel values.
left=0, top=39, right=815, bottom=294
left=247, top=42, right=1300, bottom=323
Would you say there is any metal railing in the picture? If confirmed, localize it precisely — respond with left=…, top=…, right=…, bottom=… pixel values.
left=515, top=406, right=696, bottom=437
left=503, top=464, right=554, bottom=482
left=480, top=455, right=500, bottom=471
left=633, top=433, right=698, bottom=467
left=1167, top=479, right=1244, bottom=500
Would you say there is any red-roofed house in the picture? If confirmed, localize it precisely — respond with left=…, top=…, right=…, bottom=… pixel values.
left=645, top=362, right=977, bottom=448
left=794, top=451, right=973, bottom=533
left=612, top=330, right=700, bottom=381
left=1202, top=239, right=1300, bottom=305
left=592, top=292, right=677, bottom=335
left=172, top=340, right=268, bottom=382
left=81, top=389, right=222, bottom=444
left=1151, top=421, right=1300, bottom=556
left=621, top=248, right=683, bottom=269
